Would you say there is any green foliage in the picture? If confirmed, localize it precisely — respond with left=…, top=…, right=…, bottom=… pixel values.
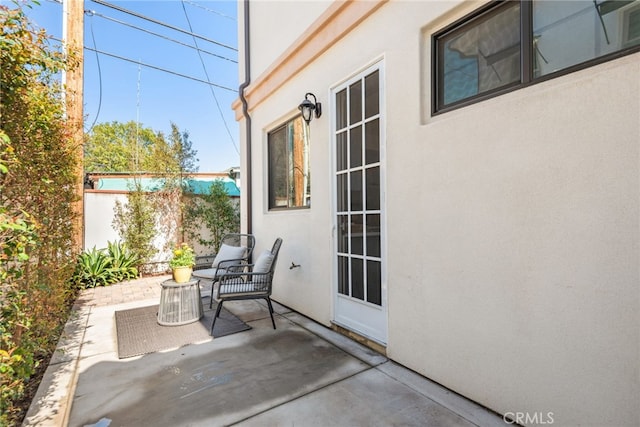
left=106, top=240, right=139, bottom=281
left=112, top=181, right=158, bottom=274
left=86, top=119, right=201, bottom=274
left=168, top=242, right=195, bottom=268
left=0, top=170, right=38, bottom=423
left=169, top=122, right=198, bottom=174
left=72, top=241, right=138, bottom=289
left=84, top=121, right=199, bottom=174
left=73, top=247, right=111, bottom=288
left=184, top=181, right=239, bottom=250
left=1, top=3, right=79, bottom=424
left=0, top=289, right=36, bottom=425
left=84, top=121, right=165, bottom=172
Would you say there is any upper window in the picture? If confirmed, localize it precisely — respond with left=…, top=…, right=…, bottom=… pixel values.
left=433, top=0, right=640, bottom=114
left=268, top=116, right=310, bottom=209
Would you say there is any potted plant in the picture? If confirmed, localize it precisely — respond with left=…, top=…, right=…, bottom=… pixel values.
left=169, top=242, right=195, bottom=283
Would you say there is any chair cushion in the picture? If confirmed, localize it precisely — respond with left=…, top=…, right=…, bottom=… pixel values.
left=253, top=250, right=274, bottom=273
left=192, top=268, right=227, bottom=279
left=212, top=244, right=247, bottom=267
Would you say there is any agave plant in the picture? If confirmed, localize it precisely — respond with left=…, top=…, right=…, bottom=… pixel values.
left=106, top=240, right=139, bottom=282
left=72, top=241, right=139, bottom=288
left=72, top=247, right=112, bottom=288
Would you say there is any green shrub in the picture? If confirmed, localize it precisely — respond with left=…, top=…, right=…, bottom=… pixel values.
left=72, top=241, right=138, bottom=289
left=1, top=3, right=80, bottom=424
left=106, top=240, right=139, bottom=282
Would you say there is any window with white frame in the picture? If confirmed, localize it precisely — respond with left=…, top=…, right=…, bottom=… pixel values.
left=433, top=0, right=640, bottom=114
left=268, top=115, right=310, bottom=209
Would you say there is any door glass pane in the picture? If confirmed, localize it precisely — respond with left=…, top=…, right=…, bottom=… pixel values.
left=439, top=2, right=520, bottom=106
left=334, top=65, right=384, bottom=315
left=365, top=119, right=379, bottom=164
left=533, top=0, right=640, bottom=78
left=337, top=214, right=348, bottom=253
left=351, top=214, right=363, bottom=255
left=349, top=80, right=362, bottom=125
left=366, top=214, right=380, bottom=257
left=367, top=260, right=381, bottom=305
left=338, top=255, right=349, bottom=295
left=336, top=131, right=347, bottom=171
left=350, top=170, right=362, bottom=211
left=337, top=173, right=347, bottom=212
left=336, top=88, right=348, bottom=130
left=365, top=167, right=380, bottom=211
left=352, top=258, right=364, bottom=300
left=349, top=126, right=362, bottom=168
left=364, top=70, right=379, bottom=119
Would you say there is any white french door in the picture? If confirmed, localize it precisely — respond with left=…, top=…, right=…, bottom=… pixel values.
left=332, top=62, right=386, bottom=345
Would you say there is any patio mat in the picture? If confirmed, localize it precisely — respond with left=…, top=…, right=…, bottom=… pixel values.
left=115, top=298, right=251, bottom=359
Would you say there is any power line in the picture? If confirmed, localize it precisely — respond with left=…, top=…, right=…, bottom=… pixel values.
left=84, top=45, right=237, bottom=92
left=86, top=10, right=237, bottom=64
left=48, top=33, right=236, bottom=92
left=181, top=0, right=239, bottom=155
left=183, top=0, right=235, bottom=21
left=85, top=16, right=103, bottom=133
left=89, top=0, right=237, bottom=52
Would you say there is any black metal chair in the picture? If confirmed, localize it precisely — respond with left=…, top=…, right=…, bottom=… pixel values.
left=193, top=233, right=256, bottom=308
left=211, top=238, right=283, bottom=334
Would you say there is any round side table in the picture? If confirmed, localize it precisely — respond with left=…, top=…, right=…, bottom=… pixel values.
left=157, top=278, right=203, bottom=326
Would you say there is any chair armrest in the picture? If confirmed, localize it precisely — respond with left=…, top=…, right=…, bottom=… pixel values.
left=217, top=258, right=250, bottom=271
left=217, top=257, right=248, bottom=266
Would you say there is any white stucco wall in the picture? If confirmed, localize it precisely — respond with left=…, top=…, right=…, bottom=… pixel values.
left=248, top=0, right=333, bottom=79
left=84, top=192, right=124, bottom=250
left=241, top=1, right=640, bottom=426
left=84, top=192, right=172, bottom=268
left=84, top=192, right=225, bottom=267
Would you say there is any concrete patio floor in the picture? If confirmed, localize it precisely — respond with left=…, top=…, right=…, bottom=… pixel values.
left=23, top=275, right=507, bottom=427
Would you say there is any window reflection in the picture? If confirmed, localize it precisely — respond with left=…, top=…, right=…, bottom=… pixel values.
left=434, top=0, right=640, bottom=112
left=534, top=0, right=640, bottom=77
left=440, top=2, right=521, bottom=106
left=268, top=116, right=310, bottom=209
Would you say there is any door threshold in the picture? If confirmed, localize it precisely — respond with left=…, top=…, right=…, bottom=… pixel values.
left=331, top=323, right=387, bottom=356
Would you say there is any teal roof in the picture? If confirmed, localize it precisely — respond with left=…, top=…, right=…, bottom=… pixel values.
left=95, top=177, right=240, bottom=197
left=186, top=179, right=240, bottom=197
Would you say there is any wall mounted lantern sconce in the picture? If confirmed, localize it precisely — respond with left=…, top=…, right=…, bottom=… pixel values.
left=298, top=93, right=322, bottom=124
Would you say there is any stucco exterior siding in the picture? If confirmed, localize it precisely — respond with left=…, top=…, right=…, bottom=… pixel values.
left=248, top=0, right=333, bottom=81
left=237, top=1, right=640, bottom=426
left=84, top=191, right=126, bottom=250
left=390, top=53, right=639, bottom=425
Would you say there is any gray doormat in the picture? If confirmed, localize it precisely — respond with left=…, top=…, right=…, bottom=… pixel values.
left=115, top=298, right=251, bottom=359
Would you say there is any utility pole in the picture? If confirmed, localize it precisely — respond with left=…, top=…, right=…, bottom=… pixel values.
left=63, top=0, right=84, bottom=253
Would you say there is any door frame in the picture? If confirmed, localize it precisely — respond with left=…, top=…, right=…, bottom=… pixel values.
left=330, top=58, right=387, bottom=345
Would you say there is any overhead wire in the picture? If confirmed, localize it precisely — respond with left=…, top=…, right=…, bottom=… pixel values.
left=85, top=11, right=103, bottom=133
left=183, top=0, right=236, bottom=21
left=181, top=0, right=239, bottom=155
left=45, top=0, right=240, bottom=146
left=89, top=10, right=237, bottom=64
left=48, top=32, right=237, bottom=93
left=83, top=45, right=237, bottom=92
left=89, top=0, right=237, bottom=52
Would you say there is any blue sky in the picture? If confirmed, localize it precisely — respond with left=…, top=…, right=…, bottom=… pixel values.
left=10, top=0, right=240, bottom=172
